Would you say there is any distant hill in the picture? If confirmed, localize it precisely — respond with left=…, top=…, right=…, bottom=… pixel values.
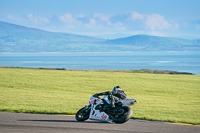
left=104, top=35, right=200, bottom=51
left=0, top=21, right=200, bottom=52
left=0, top=21, right=104, bottom=52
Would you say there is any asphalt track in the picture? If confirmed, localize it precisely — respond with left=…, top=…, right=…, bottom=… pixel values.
left=0, top=112, right=199, bottom=133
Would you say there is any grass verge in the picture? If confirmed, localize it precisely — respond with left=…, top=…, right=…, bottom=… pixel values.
left=0, top=68, right=199, bottom=124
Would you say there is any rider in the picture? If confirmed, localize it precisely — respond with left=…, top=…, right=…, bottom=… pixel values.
left=93, top=86, right=127, bottom=109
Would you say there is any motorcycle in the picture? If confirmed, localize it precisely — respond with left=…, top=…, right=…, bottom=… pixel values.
left=75, top=94, right=137, bottom=123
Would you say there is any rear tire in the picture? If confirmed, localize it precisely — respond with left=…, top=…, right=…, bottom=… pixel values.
left=75, top=106, right=90, bottom=121
left=112, top=106, right=133, bottom=124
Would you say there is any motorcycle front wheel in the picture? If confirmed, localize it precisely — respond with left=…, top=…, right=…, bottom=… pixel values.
left=112, top=106, right=133, bottom=124
left=75, top=106, right=90, bottom=121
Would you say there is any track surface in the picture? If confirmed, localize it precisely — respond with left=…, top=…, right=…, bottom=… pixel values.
left=0, top=112, right=199, bottom=133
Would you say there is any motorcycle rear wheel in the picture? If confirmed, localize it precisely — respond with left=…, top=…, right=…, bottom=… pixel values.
left=75, top=106, right=90, bottom=121
left=112, top=106, right=133, bottom=124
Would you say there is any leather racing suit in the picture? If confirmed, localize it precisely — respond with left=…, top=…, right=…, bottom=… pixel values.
left=93, top=90, right=127, bottom=108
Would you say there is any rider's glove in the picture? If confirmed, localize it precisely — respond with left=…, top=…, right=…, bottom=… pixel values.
left=93, top=94, right=98, bottom=97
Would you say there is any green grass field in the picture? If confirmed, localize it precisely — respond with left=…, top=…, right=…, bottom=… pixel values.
left=0, top=68, right=200, bottom=124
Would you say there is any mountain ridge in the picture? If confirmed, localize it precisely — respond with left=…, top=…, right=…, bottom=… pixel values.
left=0, top=21, right=200, bottom=52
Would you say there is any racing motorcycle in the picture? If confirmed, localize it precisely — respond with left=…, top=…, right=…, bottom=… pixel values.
left=75, top=94, right=137, bottom=123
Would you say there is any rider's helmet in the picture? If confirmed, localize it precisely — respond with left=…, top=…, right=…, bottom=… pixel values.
left=112, top=86, right=122, bottom=92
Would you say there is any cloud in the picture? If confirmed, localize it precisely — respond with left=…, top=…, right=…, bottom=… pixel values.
left=129, top=12, right=175, bottom=32
left=89, top=18, right=96, bottom=25
left=131, top=11, right=144, bottom=20
left=196, top=25, right=200, bottom=30
left=195, top=20, right=200, bottom=30
left=59, top=13, right=75, bottom=23
left=76, top=13, right=85, bottom=18
left=146, top=14, right=171, bottom=30
left=7, top=15, right=22, bottom=21
left=3, top=12, right=181, bottom=38
left=27, top=14, right=50, bottom=24
left=6, top=14, right=50, bottom=26
left=90, top=18, right=96, bottom=25
left=148, top=31, right=165, bottom=37
left=93, top=13, right=110, bottom=21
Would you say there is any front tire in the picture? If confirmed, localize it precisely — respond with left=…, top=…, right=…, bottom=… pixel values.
left=75, top=106, right=90, bottom=121
left=112, top=106, right=133, bottom=123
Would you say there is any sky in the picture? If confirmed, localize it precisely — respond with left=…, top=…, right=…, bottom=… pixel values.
left=0, top=0, right=200, bottom=39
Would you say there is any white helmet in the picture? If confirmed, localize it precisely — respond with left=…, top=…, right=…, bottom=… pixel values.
left=112, top=86, right=122, bottom=92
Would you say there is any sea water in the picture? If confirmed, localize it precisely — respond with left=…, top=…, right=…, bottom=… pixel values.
left=0, top=51, right=200, bottom=75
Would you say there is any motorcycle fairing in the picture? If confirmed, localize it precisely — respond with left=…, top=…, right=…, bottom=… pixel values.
left=89, top=96, right=112, bottom=122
